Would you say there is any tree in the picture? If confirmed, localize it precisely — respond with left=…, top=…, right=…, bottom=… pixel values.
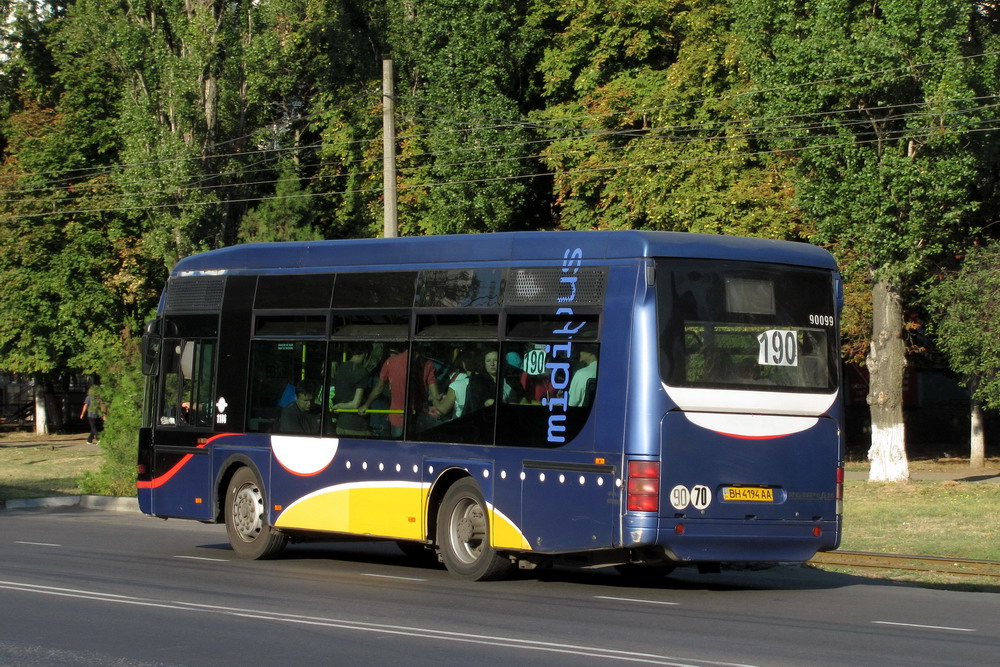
left=387, top=0, right=548, bottom=234
left=733, top=0, right=1000, bottom=481
left=528, top=0, right=807, bottom=239
left=927, top=243, right=1000, bottom=468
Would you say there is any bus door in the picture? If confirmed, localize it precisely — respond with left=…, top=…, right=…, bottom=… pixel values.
left=146, top=320, right=218, bottom=520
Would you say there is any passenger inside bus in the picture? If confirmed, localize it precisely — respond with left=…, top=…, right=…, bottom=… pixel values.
left=359, top=347, right=440, bottom=438
left=432, top=350, right=477, bottom=420
left=568, top=344, right=598, bottom=407
left=276, top=383, right=320, bottom=435
left=331, top=344, right=372, bottom=436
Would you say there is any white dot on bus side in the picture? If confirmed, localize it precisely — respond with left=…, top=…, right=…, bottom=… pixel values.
left=615, top=478, right=622, bottom=487
left=413, top=465, right=418, bottom=474
left=558, top=474, right=565, bottom=483
left=428, top=466, right=434, bottom=475
left=395, top=464, right=401, bottom=472
left=597, top=478, right=604, bottom=486
left=378, top=463, right=384, bottom=471
left=346, top=461, right=351, bottom=469
left=501, top=470, right=507, bottom=479
left=519, top=472, right=526, bottom=481
left=539, top=473, right=546, bottom=482
left=362, top=462, right=368, bottom=470
left=483, top=470, right=490, bottom=478
left=579, top=476, right=586, bottom=485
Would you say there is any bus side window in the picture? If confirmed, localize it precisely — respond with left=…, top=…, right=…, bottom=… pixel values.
left=410, top=341, right=499, bottom=445
left=327, top=341, right=381, bottom=438
left=495, top=341, right=599, bottom=447
left=247, top=341, right=325, bottom=435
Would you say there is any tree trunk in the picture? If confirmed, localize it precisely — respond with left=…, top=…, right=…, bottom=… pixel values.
left=970, top=399, right=985, bottom=469
left=33, top=381, right=48, bottom=436
left=866, top=276, right=910, bottom=481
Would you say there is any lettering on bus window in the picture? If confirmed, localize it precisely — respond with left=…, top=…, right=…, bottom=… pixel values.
left=757, top=329, right=798, bottom=367
left=495, top=248, right=601, bottom=448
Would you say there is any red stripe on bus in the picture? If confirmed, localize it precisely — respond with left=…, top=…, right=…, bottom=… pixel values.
left=137, top=437, right=233, bottom=489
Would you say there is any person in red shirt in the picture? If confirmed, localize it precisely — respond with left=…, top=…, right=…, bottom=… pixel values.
left=359, top=347, right=439, bottom=438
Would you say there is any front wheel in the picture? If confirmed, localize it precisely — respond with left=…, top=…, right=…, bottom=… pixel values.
left=225, top=466, right=287, bottom=559
left=436, top=478, right=513, bottom=581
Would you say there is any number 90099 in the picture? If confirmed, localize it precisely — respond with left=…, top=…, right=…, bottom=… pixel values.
left=808, top=314, right=834, bottom=327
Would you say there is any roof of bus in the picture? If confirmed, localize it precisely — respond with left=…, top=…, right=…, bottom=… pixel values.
left=171, top=230, right=838, bottom=275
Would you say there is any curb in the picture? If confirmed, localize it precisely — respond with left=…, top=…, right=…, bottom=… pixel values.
left=0, top=495, right=139, bottom=513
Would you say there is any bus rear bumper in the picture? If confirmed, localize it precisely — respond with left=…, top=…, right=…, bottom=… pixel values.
left=628, top=518, right=840, bottom=563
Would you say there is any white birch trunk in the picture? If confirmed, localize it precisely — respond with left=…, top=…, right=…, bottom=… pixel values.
left=866, top=277, right=910, bottom=482
left=970, top=400, right=985, bottom=469
left=33, top=387, right=49, bottom=436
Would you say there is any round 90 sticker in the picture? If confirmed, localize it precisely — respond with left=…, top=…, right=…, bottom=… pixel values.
left=669, top=485, right=690, bottom=510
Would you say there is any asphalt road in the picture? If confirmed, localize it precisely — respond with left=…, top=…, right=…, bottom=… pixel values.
left=1, top=508, right=998, bottom=666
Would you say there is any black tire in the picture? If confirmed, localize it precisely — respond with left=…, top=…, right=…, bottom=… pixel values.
left=225, top=466, right=287, bottom=559
left=436, top=478, right=514, bottom=581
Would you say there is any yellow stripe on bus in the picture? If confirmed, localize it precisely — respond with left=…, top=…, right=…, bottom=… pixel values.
left=274, top=482, right=531, bottom=550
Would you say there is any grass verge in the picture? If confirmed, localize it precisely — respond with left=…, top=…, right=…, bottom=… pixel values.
left=0, top=433, right=101, bottom=500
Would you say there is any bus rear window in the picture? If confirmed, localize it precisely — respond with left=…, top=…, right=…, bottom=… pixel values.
left=657, top=260, right=837, bottom=393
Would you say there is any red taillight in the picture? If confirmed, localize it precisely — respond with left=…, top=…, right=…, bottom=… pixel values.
left=137, top=464, right=148, bottom=476
left=627, top=460, right=660, bottom=512
left=835, top=466, right=844, bottom=500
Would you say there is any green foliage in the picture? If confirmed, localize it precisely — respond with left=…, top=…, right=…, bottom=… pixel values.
left=390, top=0, right=548, bottom=234
left=733, top=0, right=996, bottom=283
left=927, top=243, right=1000, bottom=410
left=80, top=360, right=144, bottom=497
left=531, top=0, right=804, bottom=237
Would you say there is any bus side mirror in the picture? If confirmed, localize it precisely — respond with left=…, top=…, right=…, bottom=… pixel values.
left=141, top=320, right=161, bottom=376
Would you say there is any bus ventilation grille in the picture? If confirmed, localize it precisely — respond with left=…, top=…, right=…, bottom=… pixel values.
left=505, top=267, right=607, bottom=306
left=164, top=276, right=227, bottom=313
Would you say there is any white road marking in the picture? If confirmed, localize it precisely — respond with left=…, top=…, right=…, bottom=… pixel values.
left=14, top=541, right=61, bottom=547
left=595, top=595, right=681, bottom=606
left=361, top=573, right=427, bottom=582
left=873, top=621, right=975, bottom=633
left=173, top=555, right=229, bottom=562
left=0, top=579, right=752, bottom=666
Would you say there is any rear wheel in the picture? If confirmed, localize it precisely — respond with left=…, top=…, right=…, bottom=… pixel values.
left=437, top=478, right=513, bottom=581
left=225, top=466, right=287, bottom=559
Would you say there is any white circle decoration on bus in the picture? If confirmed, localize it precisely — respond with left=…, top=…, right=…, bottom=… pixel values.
left=271, top=436, right=338, bottom=476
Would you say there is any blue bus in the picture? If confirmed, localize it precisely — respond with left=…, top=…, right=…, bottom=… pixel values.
left=137, top=231, right=843, bottom=580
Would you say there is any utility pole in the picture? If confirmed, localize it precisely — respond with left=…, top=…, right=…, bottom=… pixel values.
left=382, top=59, right=398, bottom=238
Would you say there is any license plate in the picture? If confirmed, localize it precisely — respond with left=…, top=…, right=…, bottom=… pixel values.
left=723, top=487, right=774, bottom=502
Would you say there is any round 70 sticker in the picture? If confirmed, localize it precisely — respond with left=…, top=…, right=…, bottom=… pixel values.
left=669, top=484, right=712, bottom=510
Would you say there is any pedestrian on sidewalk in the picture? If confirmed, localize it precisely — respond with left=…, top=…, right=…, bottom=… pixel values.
left=80, top=386, right=106, bottom=444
